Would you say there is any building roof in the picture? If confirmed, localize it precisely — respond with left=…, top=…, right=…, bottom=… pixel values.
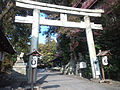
left=81, top=0, right=98, bottom=9
left=73, top=0, right=118, bottom=14
left=72, top=0, right=98, bottom=9
left=97, top=50, right=111, bottom=56
left=27, top=50, right=41, bottom=56
left=0, top=29, right=15, bottom=54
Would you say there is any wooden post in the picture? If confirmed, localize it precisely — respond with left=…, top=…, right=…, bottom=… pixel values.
left=28, top=9, right=40, bottom=83
left=84, top=15, right=100, bottom=78
left=100, top=56, right=105, bottom=80
left=31, top=68, right=34, bottom=90
left=101, top=64, right=105, bottom=80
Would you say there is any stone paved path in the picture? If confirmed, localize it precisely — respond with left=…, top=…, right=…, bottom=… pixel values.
left=36, top=70, right=120, bottom=90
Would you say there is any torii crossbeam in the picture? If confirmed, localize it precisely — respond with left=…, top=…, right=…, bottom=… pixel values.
left=15, top=0, right=104, bottom=83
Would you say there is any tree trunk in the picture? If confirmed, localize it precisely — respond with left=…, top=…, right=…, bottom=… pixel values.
left=62, top=53, right=76, bottom=75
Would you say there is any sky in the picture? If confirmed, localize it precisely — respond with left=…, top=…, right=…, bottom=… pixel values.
left=39, top=13, right=56, bottom=44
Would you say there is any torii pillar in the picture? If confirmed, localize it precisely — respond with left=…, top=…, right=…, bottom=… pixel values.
left=27, top=9, right=40, bottom=83
left=84, top=16, right=101, bottom=78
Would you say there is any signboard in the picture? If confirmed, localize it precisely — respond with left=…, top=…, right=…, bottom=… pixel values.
left=80, top=62, right=87, bottom=68
left=31, top=56, right=38, bottom=68
left=102, top=56, right=108, bottom=65
left=94, top=58, right=101, bottom=76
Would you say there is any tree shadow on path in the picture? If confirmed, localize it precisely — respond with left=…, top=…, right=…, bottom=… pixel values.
left=0, top=70, right=27, bottom=90
left=36, top=71, right=61, bottom=89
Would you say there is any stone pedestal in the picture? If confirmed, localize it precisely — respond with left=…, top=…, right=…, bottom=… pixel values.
left=12, top=52, right=27, bottom=81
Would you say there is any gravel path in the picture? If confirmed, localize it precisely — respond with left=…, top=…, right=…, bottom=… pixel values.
left=36, top=70, right=120, bottom=90
left=0, top=70, right=120, bottom=90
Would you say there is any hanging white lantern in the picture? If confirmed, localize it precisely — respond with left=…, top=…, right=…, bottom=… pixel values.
left=31, top=56, right=38, bottom=68
left=79, top=62, right=87, bottom=68
left=102, top=56, right=108, bottom=66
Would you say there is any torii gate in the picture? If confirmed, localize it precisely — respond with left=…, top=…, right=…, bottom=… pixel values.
left=15, top=0, right=104, bottom=83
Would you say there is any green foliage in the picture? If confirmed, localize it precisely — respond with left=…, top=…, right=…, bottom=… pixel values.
left=1, top=0, right=31, bottom=53
left=38, top=39, right=56, bottom=66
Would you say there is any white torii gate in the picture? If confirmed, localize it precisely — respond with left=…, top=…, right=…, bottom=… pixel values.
left=15, top=0, right=104, bottom=83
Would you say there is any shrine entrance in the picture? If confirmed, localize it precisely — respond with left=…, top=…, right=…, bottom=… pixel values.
left=15, top=0, right=104, bottom=84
